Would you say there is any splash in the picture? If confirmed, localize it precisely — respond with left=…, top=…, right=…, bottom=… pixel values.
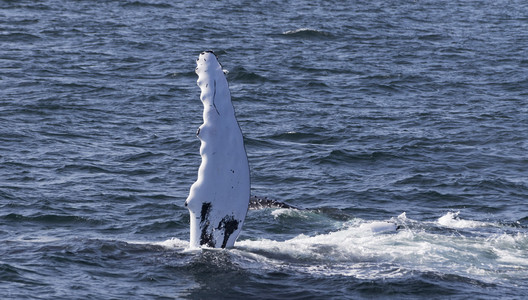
left=231, top=213, right=528, bottom=283
left=437, top=211, right=489, bottom=229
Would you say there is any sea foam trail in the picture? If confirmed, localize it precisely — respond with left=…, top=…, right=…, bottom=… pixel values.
left=137, top=210, right=527, bottom=284
left=231, top=213, right=528, bottom=282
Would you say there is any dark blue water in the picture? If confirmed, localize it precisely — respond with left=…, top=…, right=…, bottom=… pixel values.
left=1, top=0, right=528, bottom=298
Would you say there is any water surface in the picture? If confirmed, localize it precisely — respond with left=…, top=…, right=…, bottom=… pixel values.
left=1, top=0, right=527, bottom=298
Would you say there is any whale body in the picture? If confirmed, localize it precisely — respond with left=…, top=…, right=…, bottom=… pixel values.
left=185, top=51, right=250, bottom=249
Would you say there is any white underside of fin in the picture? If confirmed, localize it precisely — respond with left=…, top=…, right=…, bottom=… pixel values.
left=185, top=51, right=250, bottom=249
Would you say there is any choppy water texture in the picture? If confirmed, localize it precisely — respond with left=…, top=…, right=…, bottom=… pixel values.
left=1, top=0, right=528, bottom=298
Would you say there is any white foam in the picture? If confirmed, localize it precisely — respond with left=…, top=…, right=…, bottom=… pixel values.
left=153, top=237, right=189, bottom=249
left=282, top=28, right=327, bottom=36
left=488, top=233, right=528, bottom=267
left=396, top=212, right=408, bottom=222
left=12, top=235, right=62, bottom=243
left=359, top=221, right=397, bottom=233
left=270, top=208, right=308, bottom=219
left=123, top=212, right=527, bottom=284
left=237, top=221, right=402, bottom=263
left=232, top=215, right=528, bottom=282
left=124, top=237, right=189, bottom=250
left=437, top=211, right=489, bottom=228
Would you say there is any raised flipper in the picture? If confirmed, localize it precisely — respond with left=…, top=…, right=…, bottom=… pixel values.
left=185, top=51, right=250, bottom=249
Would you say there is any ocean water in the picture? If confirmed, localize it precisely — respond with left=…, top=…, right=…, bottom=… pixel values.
left=1, top=0, right=528, bottom=298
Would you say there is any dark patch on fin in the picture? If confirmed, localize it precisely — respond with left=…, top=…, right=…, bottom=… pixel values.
left=199, top=202, right=215, bottom=247
left=202, top=50, right=216, bottom=55
left=217, top=215, right=239, bottom=248
left=249, top=196, right=300, bottom=210
left=199, top=50, right=223, bottom=69
left=212, top=80, right=220, bottom=115
left=200, top=202, right=211, bottom=220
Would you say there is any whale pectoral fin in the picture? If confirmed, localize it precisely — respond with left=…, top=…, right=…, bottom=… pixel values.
left=186, top=51, right=250, bottom=249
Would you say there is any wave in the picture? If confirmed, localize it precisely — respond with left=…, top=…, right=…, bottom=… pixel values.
left=318, top=149, right=398, bottom=165
left=519, top=216, right=528, bottom=227
left=141, top=211, right=528, bottom=284
left=128, top=237, right=188, bottom=249
left=115, top=151, right=165, bottom=163
left=235, top=217, right=527, bottom=281
left=267, top=131, right=338, bottom=145
left=281, top=28, right=335, bottom=39
left=1, top=213, right=103, bottom=225
left=227, top=66, right=269, bottom=83
left=476, top=178, right=528, bottom=194
left=9, top=210, right=524, bottom=293
left=0, top=33, right=41, bottom=42
left=168, top=70, right=196, bottom=79
left=121, top=1, right=173, bottom=8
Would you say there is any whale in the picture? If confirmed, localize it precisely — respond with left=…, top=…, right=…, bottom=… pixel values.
left=185, top=51, right=250, bottom=249
left=249, top=195, right=299, bottom=210
left=184, top=51, right=396, bottom=249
